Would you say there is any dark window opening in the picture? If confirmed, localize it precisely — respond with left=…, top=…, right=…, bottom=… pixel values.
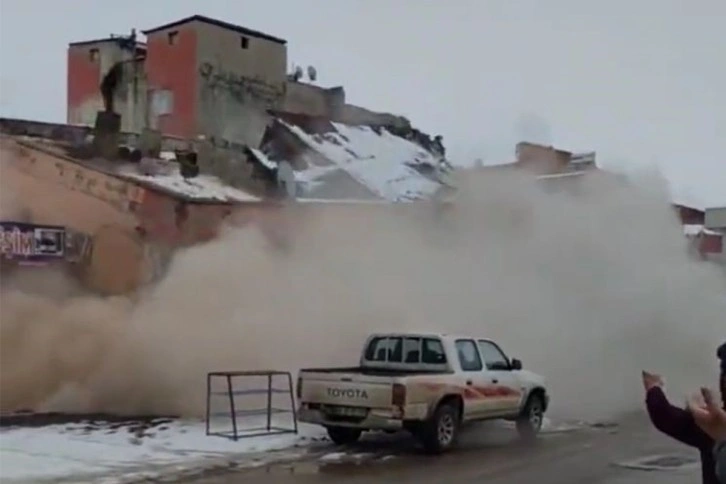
left=89, top=48, right=99, bottom=62
left=240, top=36, right=250, bottom=49
left=167, top=31, right=178, bottom=45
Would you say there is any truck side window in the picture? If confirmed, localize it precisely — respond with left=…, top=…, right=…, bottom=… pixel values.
left=422, top=338, right=447, bottom=364
left=477, top=340, right=510, bottom=371
left=364, top=337, right=402, bottom=361
left=388, top=337, right=403, bottom=362
left=365, top=337, right=404, bottom=362
left=365, top=337, right=388, bottom=361
left=403, top=337, right=422, bottom=363
left=455, top=339, right=483, bottom=371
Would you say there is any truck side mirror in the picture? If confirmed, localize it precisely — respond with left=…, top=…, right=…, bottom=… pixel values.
left=510, top=358, right=522, bottom=370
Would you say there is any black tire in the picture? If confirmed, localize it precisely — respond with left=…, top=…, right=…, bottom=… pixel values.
left=326, top=426, right=362, bottom=445
left=418, top=402, right=460, bottom=454
left=516, top=393, right=545, bottom=441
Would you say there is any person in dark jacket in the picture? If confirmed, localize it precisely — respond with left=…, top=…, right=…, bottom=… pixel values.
left=643, top=341, right=726, bottom=484
left=688, top=386, right=726, bottom=484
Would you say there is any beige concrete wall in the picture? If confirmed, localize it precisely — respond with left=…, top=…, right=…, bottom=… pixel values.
left=0, top=137, right=146, bottom=293
left=283, top=82, right=330, bottom=117
left=194, top=20, right=287, bottom=147
left=336, top=103, right=410, bottom=128
left=705, top=207, right=726, bottom=231
left=115, top=59, right=148, bottom=134
left=515, top=142, right=572, bottom=174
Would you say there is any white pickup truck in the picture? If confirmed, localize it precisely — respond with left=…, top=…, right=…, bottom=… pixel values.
left=296, top=332, right=549, bottom=454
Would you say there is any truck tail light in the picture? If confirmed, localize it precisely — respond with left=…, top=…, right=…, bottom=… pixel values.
left=391, top=383, right=406, bottom=407
left=296, top=376, right=302, bottom=399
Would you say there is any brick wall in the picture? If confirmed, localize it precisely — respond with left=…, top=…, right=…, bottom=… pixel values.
left=673, top=204, right=705, bottom=225
left=145, top=27, right=198, bottom=138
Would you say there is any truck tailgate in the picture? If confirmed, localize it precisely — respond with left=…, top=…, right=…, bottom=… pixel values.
left=300, top=372, right=394, bottom=409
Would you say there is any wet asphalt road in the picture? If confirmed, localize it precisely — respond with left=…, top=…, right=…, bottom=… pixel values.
left=180, top=413, right=700, bottom=484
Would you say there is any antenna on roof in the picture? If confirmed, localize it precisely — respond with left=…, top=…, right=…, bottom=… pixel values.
left=307, top=65, right=317, bottom=82
left=291, top=65, right=303, bottom=82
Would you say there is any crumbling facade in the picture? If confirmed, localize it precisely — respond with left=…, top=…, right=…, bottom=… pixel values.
left=67, top=35, right=147, bottom=133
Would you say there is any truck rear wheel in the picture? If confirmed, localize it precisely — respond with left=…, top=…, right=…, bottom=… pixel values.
left=419, top=402, right=460, bottom=454
left=516, top=393, right=545, bottom=441
left=326, top=426, right=362, bottom=445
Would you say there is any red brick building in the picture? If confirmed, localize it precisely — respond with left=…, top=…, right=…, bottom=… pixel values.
left=673, top=204, right=723, bottom=259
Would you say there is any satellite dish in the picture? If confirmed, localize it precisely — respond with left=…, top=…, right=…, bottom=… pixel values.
left=307, top=65, right=317, bottom=82
left=292, top=65, right=303, bottom=82
left=277, top=161, right=297, bottom=199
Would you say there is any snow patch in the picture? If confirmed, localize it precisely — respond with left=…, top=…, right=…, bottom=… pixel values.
left=249, top=148, right=276, bottom=170
left=537, top=171, right=588, bottom=180
left=683, top=224, right=720, bottom=236
left=319, top=451, right=348, bottom=463
left=0, top=418, right=324, bottom=483
left=120, top=169, right=260, bottom=203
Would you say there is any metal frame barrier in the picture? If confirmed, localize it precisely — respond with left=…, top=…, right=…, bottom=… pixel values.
left=205, top=370, right=298, bottom=441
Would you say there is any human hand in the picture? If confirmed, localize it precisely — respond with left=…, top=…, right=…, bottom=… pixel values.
left=642, top=370, right=663, bottom=392
left=687, top=387, right=726, bottom=441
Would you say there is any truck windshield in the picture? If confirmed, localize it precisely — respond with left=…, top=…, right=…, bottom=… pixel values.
left=364, top=337, right=447, bottom=364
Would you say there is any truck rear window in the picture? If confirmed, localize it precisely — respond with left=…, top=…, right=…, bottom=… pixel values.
left=364, top=337, right=447, bottom=364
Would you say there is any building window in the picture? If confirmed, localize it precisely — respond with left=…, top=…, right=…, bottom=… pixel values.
left=167, top=31, right=178, bottom=45
left=89, top=48, right=99, bottom=62
left=240, top=36, right=249, bottom=49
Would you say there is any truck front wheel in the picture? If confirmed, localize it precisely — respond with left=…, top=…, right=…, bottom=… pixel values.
left=418, top=402, right=460, bottom=454
left=516, top=393, right=545, bottom=441
left=326, top=426, right=362, bottom=445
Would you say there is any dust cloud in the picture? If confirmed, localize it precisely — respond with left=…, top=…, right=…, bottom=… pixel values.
left=1, top=167, right=724, bottom=421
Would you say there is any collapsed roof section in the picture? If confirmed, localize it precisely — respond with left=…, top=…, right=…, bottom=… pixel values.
left=250, top=113, right=454, bottom=202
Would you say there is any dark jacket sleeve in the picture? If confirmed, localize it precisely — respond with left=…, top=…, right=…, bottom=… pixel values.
left=715, top=440, right=726, bottom=484
left=645, top=386, right=712, bottom=449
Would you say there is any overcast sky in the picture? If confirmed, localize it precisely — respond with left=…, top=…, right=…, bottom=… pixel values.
left=1, top=0, right=724, bottom=207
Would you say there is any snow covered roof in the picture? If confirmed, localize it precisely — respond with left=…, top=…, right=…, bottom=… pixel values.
left=683, top=224, right=720, bottom=237
left=536, top=171, right=588, bottom=180
left=275, top=120, right=447, bottom=202
left=119, top=167, right=261, bottom=203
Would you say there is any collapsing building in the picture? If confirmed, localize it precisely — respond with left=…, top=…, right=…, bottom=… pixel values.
left=0, top=14, right=456, bottom=294
left=65, top=14, right=452, bottom=202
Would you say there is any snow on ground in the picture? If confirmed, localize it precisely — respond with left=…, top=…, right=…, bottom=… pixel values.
left=0, top=417, right=325, bottom=483
left=120, top=169, right=261, bottom=203
left=281, top=121, right=443, bottom=202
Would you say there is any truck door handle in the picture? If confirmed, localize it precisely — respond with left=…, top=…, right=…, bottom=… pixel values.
left=492, top=379, right=499, bottom=384
left=466, top=380, right=472, bottom=385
